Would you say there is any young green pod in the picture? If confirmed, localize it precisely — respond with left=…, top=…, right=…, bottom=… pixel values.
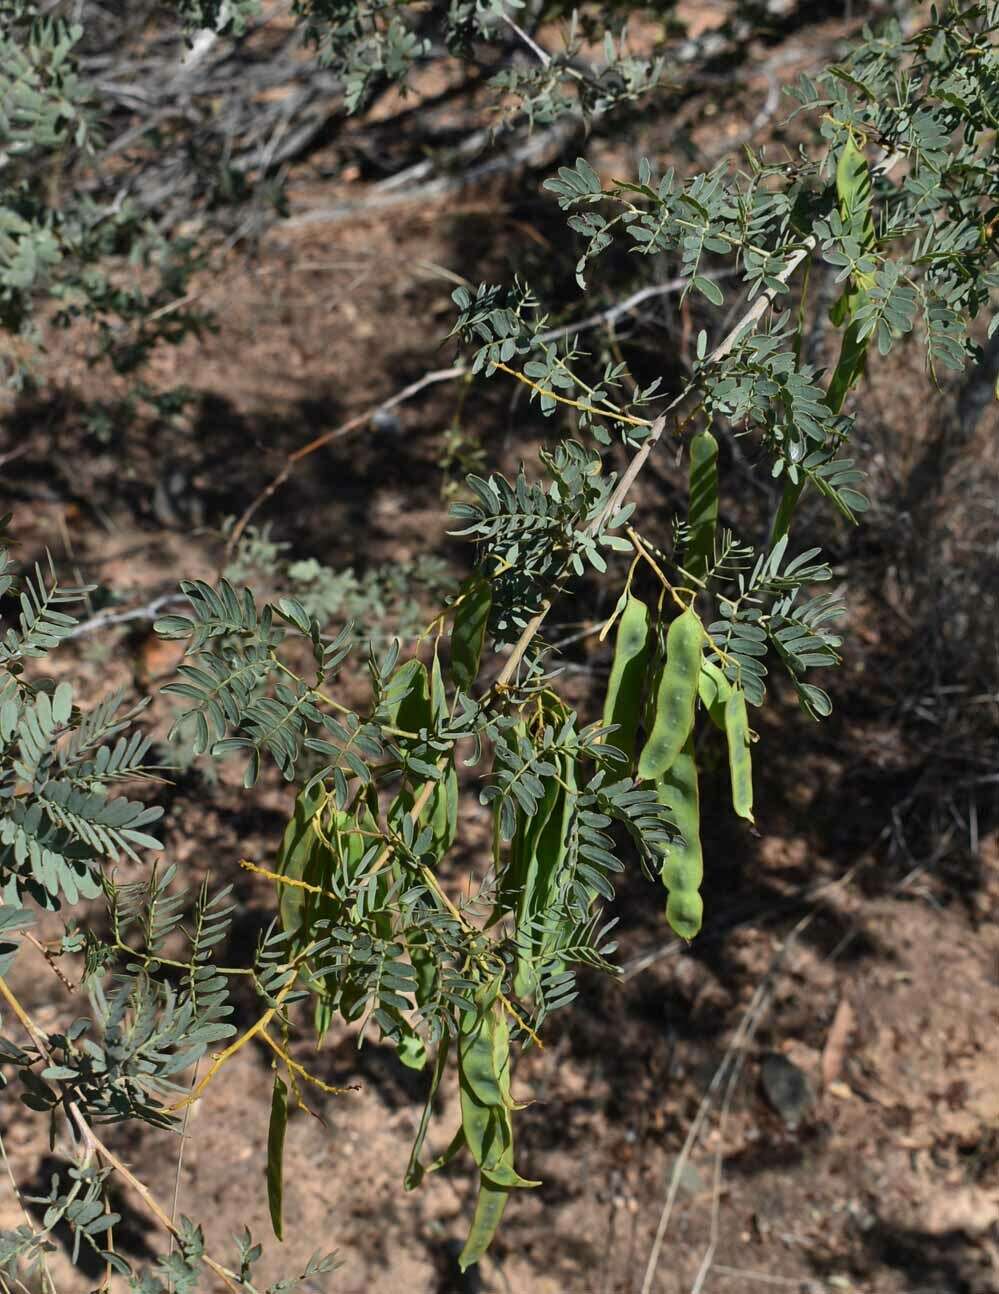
left=274, top=780, right=327, bottom=936
left=459, top=1176, right=509, bottom=1273
left=638, top=607, right=702, bottom=781
left=385, top=658, right=430, bottom=734
left=601, top=593, right=651, bottom=768
left=684, top=430, right=719, bottom=582
left=512, top=747, right=576, bottom=999
left=724, top=687, right=755, bottom=823
left=697, top=657, right=733, bottom=731
left=450, top=572, right=492, bottom=691
left=655, top=736, right=703, bottom=940
left=266, top=1072, right=288, bottom=1241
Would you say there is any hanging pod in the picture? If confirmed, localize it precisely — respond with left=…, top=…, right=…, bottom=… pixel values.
left=512, top=745, right=576, bottom=999
left=724, top=687, right=754, bottom=823
left=655, top=735, right=703, bottom=940
left=456, top=984, right=539, bottom=1271
left=450, top=571, right=492, bottom=691
left=684, top=430, right=719, bottom=582
left=600, top=592, right=651, bottom=769
left=637, top=606, right=702, bottom=781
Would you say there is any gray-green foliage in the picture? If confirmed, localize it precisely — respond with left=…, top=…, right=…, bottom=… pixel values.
left=0, top=1, right=997, bottom=1284
left=0, top=3, right=213, bottom=392
left=224, top=523, right=456, bottom=650
left=0, top=517, right=340, bottom=1289
left=1, top=0, right=664, bottom=394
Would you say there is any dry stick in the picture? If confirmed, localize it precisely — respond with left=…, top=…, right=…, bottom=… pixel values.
left=494, top=237, right=817, bottom=691
left=65, top=592, right=187, bottom=640
left=643, top=857, right=865, bottom=1294
left=534, top=271, right=727, bottom=347
left=166, top=1058, right=200, bottom=1278
left=500, top=12, right=552, bottom=68
left=0, top=1124, right=57, bottom=1294
left=224, top=364, right=465, bottom=561
left=638, top=893, right=831, bottom=1294
left=224, top=272, right=720, bottom=561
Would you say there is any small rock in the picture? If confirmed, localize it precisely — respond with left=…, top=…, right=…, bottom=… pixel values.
left=372, top=408, right=402, bottom=435
left=760, top=1052, right=814, bottom=1125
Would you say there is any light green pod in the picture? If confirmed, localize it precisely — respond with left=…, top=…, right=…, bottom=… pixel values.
left=698, top=657, right=733, bottom=731
left=685, top=430, right=719, bottom=582
left=457, top=998, right=538, bottom=1272
left=459, top=1175, right=509, bottom=1272
left=513, top=746, right=576, bottom=999
left=274, top=780, right=327, bottom=936
left=656, top=736, right=703, bottom=940
left=724, top=688, right=755, bottom=823
left=601, top=593, right=651, bottom=767
left=385, top=658, right=430, bottom=733
left=638, top=607, right=702, bottom=781
left=450, top=572, right=492, bottom=691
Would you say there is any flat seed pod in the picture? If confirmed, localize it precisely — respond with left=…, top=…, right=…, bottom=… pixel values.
left=684, top=431, right=719, bottom=582
left=724, top=688, right=755, bottom=822
left=266, top=1072, right=288, bottom=1241
left=274, top=780, right=327, bottom=935
left=698, top=657, right=733, bottom=730
left=450, top=573, right=492, bottom=691
left=601, top=593, right=651, bottom=768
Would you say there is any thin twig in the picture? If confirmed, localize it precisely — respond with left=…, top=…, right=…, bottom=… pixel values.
left=0, top=445, right=30, bottom=470
left=493, top=237, right=817, bottom=689
left=713, top=1267, right=831, bottom=1289
left=645, top=857, right=867, bottom=1294
left=534, top=272, right=728, bottom=346
left=166, top=1059, right=200, bottom=1280
left=0, top=976, right=246, bottom=1292
left=224, top=365, right=466, bottom=561
left=65, top=593, right=187, bottom=640
left=500, top=12, right=552, bottom=67
left=0, top=1126, right=57, bottom=1294
left=24, top=931, right=75, bottom=992
left=639, top=896, right=828, bottom=1294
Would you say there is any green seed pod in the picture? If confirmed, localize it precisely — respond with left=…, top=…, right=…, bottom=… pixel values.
left=665, top=890, right=704, bottom=942
left=655, top=736, right=703, bottom=940
left=697, top=657, right=733, bottom=731
left=638, top=607, right=702, bottom=781
left=685, top=430, right=719, bottom=582
left=450, top=571, right=492, bottom=691
left=274, top=780, right=327, bottom=936
left=459, top=1176, right=509, bottom=1273
left=385, top=658, right=430, bottom=734
left=601, top=593, right=651, bottom=768
left=724, top=688, right=755, bottom=823
left=512, top=746, right=576, bottom=999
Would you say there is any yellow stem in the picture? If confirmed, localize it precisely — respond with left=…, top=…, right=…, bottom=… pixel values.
left=261, top=1030, right=359, bottom=1096
left=494, top=362, right=652, bottom=428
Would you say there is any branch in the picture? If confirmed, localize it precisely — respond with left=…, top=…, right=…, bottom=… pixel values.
left=224, top=364, right=466, bottom=561
left=0, top=977, right=245, bottom=1292
left=534, top=270, right=729, bottom=346
left=500, top=13, right=552, bottom=68
left=494, top=237, right=817, bottom=687
left=65, top=593, right=187, bottom=640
